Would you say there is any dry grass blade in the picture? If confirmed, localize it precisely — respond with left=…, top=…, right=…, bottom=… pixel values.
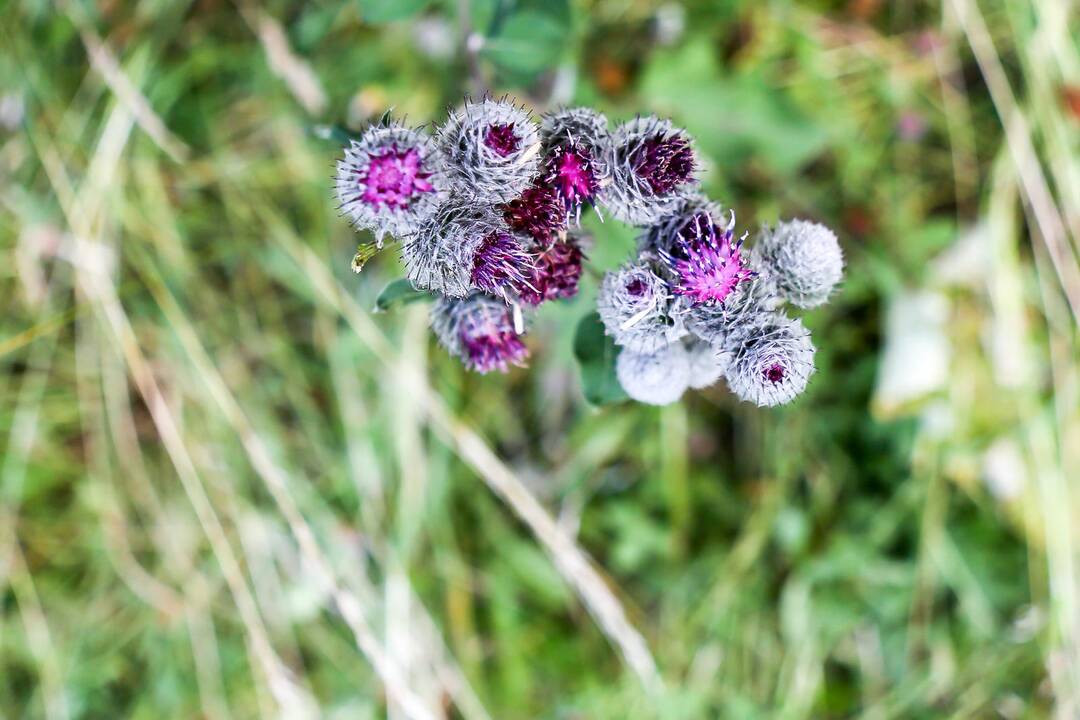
left=274, top=230, right=665, bottom=697
left=947, top=0, right=1080, bottom=322
left=58, top=1, right=190, bottom=163
left=132, top=259, right=449, bottom=720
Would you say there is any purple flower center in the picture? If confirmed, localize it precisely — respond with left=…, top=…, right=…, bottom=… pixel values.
left=765, top=363, right=785, bottom=384
left=460, top=308, right=529, bottom=373
left=625, top=278, right=649, bottom=297
left=631, top=133, right=694, bottom=195
left=357, top=146, right=434, bottom=210
left=661, top=212, right=754, bottom=305
left=502, top=185, right=566, bottom=241
left=484, top=123, right=520, bottom=157
left=516, top=239, right=584, bottom=306
left=470, top=232, right=532, bottom=296
left=547, top=145, right=598, bottom=210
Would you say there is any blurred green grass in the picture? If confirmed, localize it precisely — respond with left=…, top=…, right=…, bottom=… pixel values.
left=2, top=0, right=1078, bottom=717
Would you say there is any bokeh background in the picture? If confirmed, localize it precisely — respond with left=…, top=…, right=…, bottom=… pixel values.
left=2, top=0, right=1079, bottom=717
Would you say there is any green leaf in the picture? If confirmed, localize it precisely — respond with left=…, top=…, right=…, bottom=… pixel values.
left=374, top=278, right=432, bottom=312
left=573, top=312, right=627, bottom=406
left=639, top=40, right=828, bottom=175
left=359, top=0, right=431, bottom=24
left=481, top=10, right=566, bottom=76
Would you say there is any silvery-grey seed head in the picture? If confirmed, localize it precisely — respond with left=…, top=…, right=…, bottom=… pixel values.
left=616, top=343, right=691, bottom=406
left=335, top=122, right=447, bottom=244
left=402, top=199, right=531, bottom=299
left=684, top=337, right=729, bottom=389
left=683, top=271, right=781, bottom=345
left=598, top=116, right=697, bottom=226
left=724, top=314, right=815, bottom=407
left=754, top=219, right=843, bottom=308
left=597, top=261, right=687, bottom=352
left=437, top=97, right=542, bottom=204
left=430, top=293, right=530, bottom=373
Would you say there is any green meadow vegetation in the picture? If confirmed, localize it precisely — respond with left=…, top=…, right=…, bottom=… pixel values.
left=2, top=0, right=1078, bottom=717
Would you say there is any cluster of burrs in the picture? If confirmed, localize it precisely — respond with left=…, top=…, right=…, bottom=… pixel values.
left=334, top=96, right=843, bottom=405
left=600, top=205, right=843, bottom=407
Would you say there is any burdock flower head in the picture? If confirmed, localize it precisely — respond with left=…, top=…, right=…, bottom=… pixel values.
left=724, top=314, right=815, bottom=407
left=540, top=108, right=611, bottom=221
left=335, top=122, right=445, bottom=244
left=615, top=343, right=691, bottom=406
left=437, top=97, right=542, bottom=203
left=597, top=262, right=686, bottom=352
left=600, top=116, right=696, bottom=225
left=431, top=294, right=529, bottom=373
left=402, top=199, right=532, bottom=299
left=515, top=234, right=584, bottom=306
left=754, top=219, right=844, bottom=308
left=657, top=210, right=755, bottom=306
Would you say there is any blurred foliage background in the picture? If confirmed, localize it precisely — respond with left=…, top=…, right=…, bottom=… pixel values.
left=2, top=0, right=1079, bottom=717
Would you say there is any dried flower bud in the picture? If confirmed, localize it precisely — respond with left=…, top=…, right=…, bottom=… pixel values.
left=437, top=97, right=542, bottom=203
left=515, top=235, right=584, bottom=306
left=597, top=262, right=686, bottom=352
left=684, top=338, right=729, bottom=389
left=402, top=200, right=532, bottom=299
left=501, top=184, right=566, bottom=241
left=724, top=314, right=815, bottom=407
left=755, top=219, right=843, bottom=308
left=600, top=116, right=696, bottom=226
left=616, top=344, right=690, bottom=406
left=335, top=122, right=445, bottom=244
left=431, top=294, right=529, bottom=373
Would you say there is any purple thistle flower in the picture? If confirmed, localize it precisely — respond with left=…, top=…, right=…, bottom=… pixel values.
left=437, top=97, right=541, bottom=203
left=632, top=133, right=694, bottom=195
left=461, top=322, right=528, bottom=373
left=359, top=146, right=434, bottom=208
left=544, top=143, right=601, bottom=220
left=470, top=231, right=534, bottom=297
left=599, top=116, right=697, bottom=226
left=402, top=199, right=526, bottom=298
left=501, top=184, right=566, bottom=241
left=484, top=123, right=521, bottom=156
left=336, top=123, right=446, bottom=244
left=515, top=236, right=584, bottom=306
left=660, top=211, right=754, bottom=306
left=431, top=295, right=529, bottom=373
left=540, top=108, right=611, bottom=221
